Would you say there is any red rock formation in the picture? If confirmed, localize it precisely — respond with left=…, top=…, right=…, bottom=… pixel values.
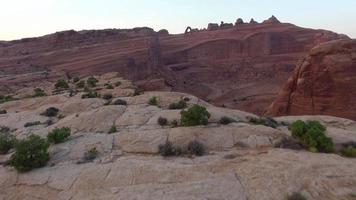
left=0, top=19, right=348, bottom=114
left=265, top=39, right=356, bottom=120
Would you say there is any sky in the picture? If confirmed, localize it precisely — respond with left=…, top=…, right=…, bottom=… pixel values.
left=1, top=0, right=356, bottom=41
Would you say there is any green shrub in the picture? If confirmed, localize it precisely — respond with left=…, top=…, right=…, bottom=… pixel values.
left=76, top=80, right=85, bottom=88
left=41, top=107, right=59, bottom=117
left=33, top=88, right=47, bottom=97
left=157, top=117, right=168, bottom=126
left=148, top=96, right=158, bottom=106
left=55, top=79, right=69, bottom=89
left=286, top=192, right=307, bottom=200
left=24, top=121, right=41, bottom=127
left=47, top=127, right=71, bottom=144
left=169, top=100, right=187, bottom=110
left=87, top=77, right=98, bottom=87
left=158, top=141, right=183, bottom=157
left=170, top=120, right=178, bottom=128
left=113, top=99, right=127, bottom=105
left=180, top=105, right=211, bottom=126
left=84, top=147, right=98, bottom=161
left=0, top=126, right=10, bottom=133
left=219, top=116, right=236, bottom=125
left=102, top=93, right=113, bottom=100
left=249, top=117, right=277, bottom=128
left=341, top=147, right=356, bottom=158
left=108, top=125, right=117, bottom=134
left=187, top=140, right=205, bottom=156
left=0, top=132, right=16, bottom=154
left=9, top=135, right=50, bottom=172
left=0, top=109, right=7, bottom=114
left=114, top=81, right=122, bottom=87
left=289, top=120, right=334, bottom=153
left=81, top=91, right=100, bottom=99
left=106, top=84, right=114, bottom=89
left=0, top=95, right=18, bottom=104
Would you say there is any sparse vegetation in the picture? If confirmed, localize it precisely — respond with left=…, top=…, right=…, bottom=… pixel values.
left=33, top=88, right=47, bottom=97
left=169, top=100, right=187, bottom=110
left=286, top=192, right=307, bottom=200
left=187, top=140, right=205, bottom=156
left=76, top=80, right=85, bottom=88
left=180, top=105, right=211, bottom=126
left=0, top=131, right=16, bottom=154
left=9, top=135, right=50, bottom=172
left=275, top=137, right=304, bottom=150
left=0, top=109, right=7, bottom=114
left=81, top=91, right=100, bottom=99
left=102, top=93, right=113, bottom=100
left=113, top=99, right=127, bottom=105
left=41, top=107, right=59, bottom=117
left=157, top=117, right=168, bottom=126
left=170, top=120, right=178, bottom=128
left=249, top=117, right=278, bottom=128
left=84, top=147, right=99, bottom=161
left=0, top=95, right=18, bottom=104
left=55, top=79, right=69, bottom=90
left=47, top=127, right=71, bottom=144
left=24, top=121, right=41, bottom=127
left=340, top=142, right=356, bottom=158
left=106, top=84, right=114, bottom=89
left=148, top=96, right=158, bottom=106
left=289, top=120, right=334, bottom=153
left=114, top=81, right=122, bottom=87
left=158, top=141, right=183, bottom=157
left=73, top=77, right=80, bottom=83
left=108, top=125, right=117, bottom=134
left=87, top=77, right=98, bottom=87
left=219, top=116, right=236, bottom=125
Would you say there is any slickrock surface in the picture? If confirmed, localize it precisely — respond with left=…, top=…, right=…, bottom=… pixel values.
left=1, top=73, right=356, bottom=200
left=265, top=39, right=356, bottom=120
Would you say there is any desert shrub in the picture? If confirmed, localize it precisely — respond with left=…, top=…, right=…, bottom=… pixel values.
left=108, top=125, right=117, bottom=134
left=0, top=126, right=10, bottom=133
left=106, top=84, right=114, bottom=89
left=113, top=99, right=127, bottom=105
left=341, top=147, right=356, bottom=158
left=102, top=93, right=113, bottom=100
left=158, top=141, right=183, bottom=157
left=286, top=192, right=307, bottom=200
left=41, top=107, right=59, bottom=117
left=24, top=121, right=41, bottom=127
left=187, top=140, right=205, bottom=156
left=157, top=117, right=168, bottom=126
left=170, top=120, right=178, bottom=128
left=55, top=79, right=69, bottom=89
left=0, top=109, right=7, bottom=114
left=148, top=96, right=158, bottom=106
left=33, top=88, right=47, bottom=97
left=289, top=120, right=334, bottom=153
left=81, top=91, right=100, bottom=99
left=9, top=135, right=50, bottom=172
left=0, top=95, right=18, bottom=104
left=0, top=132, right=16, bottom=154
left=249, top=117, right=277, bottom=128
left=47, top=127, right=71, bottom=144
left=86, top=77, right=98, bottom=87
left=180, top=105, right=211, bottom=126
left=219, top=116, right=236, bottom=125
left=169, top=100, right=187, bottom=110
left=183, top=97, right=190, bottom=102
left=114, top=81, right=122, bottom=87
left=84, top=147, right=98, bottom=161
left=76, top=80, right=85, bottom=88
left=73, top=77, right=80, bottom=83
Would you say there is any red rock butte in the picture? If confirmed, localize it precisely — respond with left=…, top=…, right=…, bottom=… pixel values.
left=0, top=16, right=349, bottom=115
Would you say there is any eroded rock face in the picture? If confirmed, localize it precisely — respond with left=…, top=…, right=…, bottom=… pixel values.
left=0, top=21, right=348, bottom=115
left=265, top=39, right=356, bottom=120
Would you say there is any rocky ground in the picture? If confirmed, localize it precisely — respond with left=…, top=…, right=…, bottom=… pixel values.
left=0, top=73, right=356, bottom=200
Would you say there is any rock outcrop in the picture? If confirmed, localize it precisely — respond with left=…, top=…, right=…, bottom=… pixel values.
left=0, top=20, right=348, bottom=115
left=1, top=73, right=356, bottom=200
left=265, top=39, right=356, bottom=120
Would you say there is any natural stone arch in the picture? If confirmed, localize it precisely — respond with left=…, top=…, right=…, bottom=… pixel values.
left=185, top=26, right=192, bottom=34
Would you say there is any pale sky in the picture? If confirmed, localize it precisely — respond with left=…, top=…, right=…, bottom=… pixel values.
left=1, top=0, right=355, bottom=41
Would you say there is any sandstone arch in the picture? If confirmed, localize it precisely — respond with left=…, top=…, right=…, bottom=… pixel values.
left=185, top=26, right=192, bottom=34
